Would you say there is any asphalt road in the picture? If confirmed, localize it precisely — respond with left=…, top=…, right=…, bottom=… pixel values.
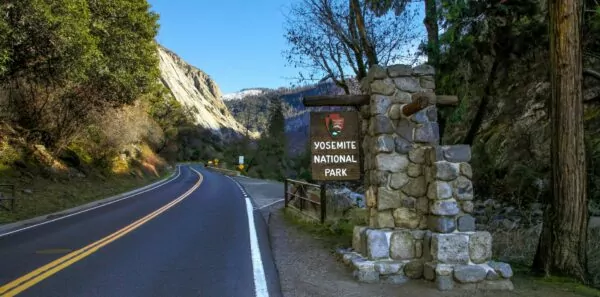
left=0, top=165, right=282, bottom=297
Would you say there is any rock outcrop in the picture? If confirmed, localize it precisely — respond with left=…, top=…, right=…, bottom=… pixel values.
left=157, top=45, right=257, bottom=138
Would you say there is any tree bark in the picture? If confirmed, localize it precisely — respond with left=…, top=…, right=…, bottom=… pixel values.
left=423, top=0, right=439, bottom=66
left=350, top=0, right=378, bottom=67
left=346, top=1, right=369, bottom=79
left=532, top=0, right=589, bottom=283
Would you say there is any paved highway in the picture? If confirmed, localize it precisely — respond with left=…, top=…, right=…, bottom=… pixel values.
left=0, top=165, right=282, bottom=297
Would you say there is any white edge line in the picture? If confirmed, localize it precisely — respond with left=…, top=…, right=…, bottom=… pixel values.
left=245, top=197, right=270, bottom=297
left=0, top=165, right=184, bottom=238
left=229, top=176, right=269, bottom=297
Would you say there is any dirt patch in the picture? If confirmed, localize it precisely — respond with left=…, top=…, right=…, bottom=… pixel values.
left=267, top=206, right=600, bottom=297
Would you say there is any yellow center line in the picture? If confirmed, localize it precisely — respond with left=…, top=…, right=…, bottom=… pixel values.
left=0, top=168, right=204, bottom=297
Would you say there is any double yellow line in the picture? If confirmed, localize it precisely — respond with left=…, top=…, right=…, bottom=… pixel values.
left=0, top=168, right=204, bottom=297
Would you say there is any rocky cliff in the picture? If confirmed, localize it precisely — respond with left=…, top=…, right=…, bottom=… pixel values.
left=157, top=45, right=255, bottom=138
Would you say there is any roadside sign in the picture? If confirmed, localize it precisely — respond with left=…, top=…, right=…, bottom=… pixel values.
left=239, top=156, right=244, bottom=165
left=238, top=164, right=244, bottom=170
left=310, top=111, right=361, bottom=180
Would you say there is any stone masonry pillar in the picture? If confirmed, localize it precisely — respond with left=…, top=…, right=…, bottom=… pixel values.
left=340, top=64, right=514, bottom=291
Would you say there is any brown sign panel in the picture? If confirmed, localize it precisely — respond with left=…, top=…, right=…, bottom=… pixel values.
left=310, top=111, right=361, bottom=181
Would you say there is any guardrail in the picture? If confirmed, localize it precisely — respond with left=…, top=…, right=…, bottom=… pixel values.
left=284, top=179, right=326, bottom=223
left=0, top=184, right=16, bottom=212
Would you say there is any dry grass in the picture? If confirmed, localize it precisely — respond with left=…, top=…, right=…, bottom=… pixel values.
left=0, top=140, right=172, bottom=224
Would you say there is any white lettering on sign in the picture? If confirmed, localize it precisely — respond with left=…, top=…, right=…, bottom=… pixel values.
left=313, top=155, right=358, bottom=164
left=313, top=141, right=357, bottom=150
left=324, top=168, right=348, bottom=177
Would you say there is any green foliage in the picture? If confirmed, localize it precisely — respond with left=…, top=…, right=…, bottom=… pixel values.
left=0, top=8, right=11, bottom=76
left=0, top=0, right=99, bottom=83
left=584, top=1, right=600, bottom=59
left=225, top=91, right=272, bottom=134
left=0, top=0, right=160, bottom=149
left=267, top=98, right=286, bottom=141
left=87, top=0, right=160, bottom=104
left=436, top=0, right=546, bottom=95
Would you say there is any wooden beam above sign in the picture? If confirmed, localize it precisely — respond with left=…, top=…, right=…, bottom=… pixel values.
left=302, top=95, right=370, bottom=107
left=302, top=94, right=459, bottom=107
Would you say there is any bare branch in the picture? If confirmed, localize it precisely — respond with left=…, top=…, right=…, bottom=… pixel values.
left=583, top=68, right=600, bottom=80
left=283, top=0, right=421, bottom=86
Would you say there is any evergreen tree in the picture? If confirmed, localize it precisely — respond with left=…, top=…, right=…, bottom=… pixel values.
left=533, top=0, right=589, bottom=282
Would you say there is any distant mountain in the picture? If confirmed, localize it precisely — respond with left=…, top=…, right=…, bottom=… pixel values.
left=222, top=88, right=271, bottom=101
left=279, top=81, right=356, bottom=154
left=224, top=80, right=356, bottom=155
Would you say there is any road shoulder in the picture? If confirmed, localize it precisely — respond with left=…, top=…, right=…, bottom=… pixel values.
left=0, top=166, right=179, bottom=236
left=232, top=176, right=284, bottom=222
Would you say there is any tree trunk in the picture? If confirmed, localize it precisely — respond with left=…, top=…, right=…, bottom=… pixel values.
left=423, top=0, right=439, bottom=66
left=463, top=59, right=499, bottom=146
left=424, top=0, right=443, bottom=142
left=532, top=0, right=589, bottom=282
left=350, top=0, right=378, bottom=67
left=347, top=4, right=368, bottom=80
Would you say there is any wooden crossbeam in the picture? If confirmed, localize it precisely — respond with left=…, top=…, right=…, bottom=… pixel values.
left=302, top=95, right=369, bottom=106
left=436, top=95, right=459, bottom=106
left=302, top=94, right=459, bottom=107
left=401, top=95, right=429, bottom=117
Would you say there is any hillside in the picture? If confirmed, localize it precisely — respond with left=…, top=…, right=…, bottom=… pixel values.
left=0, top=0, right=257, bottom=223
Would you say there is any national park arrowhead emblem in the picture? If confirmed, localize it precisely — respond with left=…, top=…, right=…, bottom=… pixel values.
left=325, top=113, right=344, bottom=138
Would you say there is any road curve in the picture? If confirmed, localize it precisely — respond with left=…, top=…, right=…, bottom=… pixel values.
left=0, top=165, right=282, bottom=297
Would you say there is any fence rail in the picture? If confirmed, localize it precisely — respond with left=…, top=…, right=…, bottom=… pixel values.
left=284, top=179, right=326, bottom=223
left=0, top=184, right=15, bottom=212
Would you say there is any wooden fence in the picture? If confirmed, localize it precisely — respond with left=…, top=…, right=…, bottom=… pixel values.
left=284, top=179, right=326, bottom=223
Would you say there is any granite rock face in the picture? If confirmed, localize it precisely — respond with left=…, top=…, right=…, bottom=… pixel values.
left=158, top=45, right=253, bottom=138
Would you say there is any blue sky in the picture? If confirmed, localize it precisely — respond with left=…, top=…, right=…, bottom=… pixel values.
left=148, top=1, right=424, bottom=95
left=148, top=0, right=296, bottom=94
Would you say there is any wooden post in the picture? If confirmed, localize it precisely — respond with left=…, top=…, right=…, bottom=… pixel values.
left=320, top=183, right=326, bottom=224
left=284, top=179, right=289, bottom=208
left=401, top=95, right=430, bottom=117
left=436, top=95, right=459, bottom=106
